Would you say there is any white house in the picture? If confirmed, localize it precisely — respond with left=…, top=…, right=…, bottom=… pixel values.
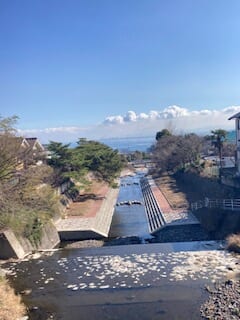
left=228, top=112, right=240, bottom=174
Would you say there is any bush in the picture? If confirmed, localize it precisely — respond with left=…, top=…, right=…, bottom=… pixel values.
left=24, top=217, right=43, bottom=246
left=110, top=181, right=119, bottom=189
left=226, top=234, right=240, bottom=253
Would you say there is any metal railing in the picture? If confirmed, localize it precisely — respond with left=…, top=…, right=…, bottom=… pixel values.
left=191, top=198, right=240, bottom=211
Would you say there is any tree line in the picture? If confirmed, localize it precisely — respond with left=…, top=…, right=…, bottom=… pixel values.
left=152, top=128, right=234, bottom=175
left=0, top=115, right=123, bottom=243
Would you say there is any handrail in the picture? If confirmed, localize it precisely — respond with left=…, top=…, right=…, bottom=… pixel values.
left=191, top=198, right=240, bottom=211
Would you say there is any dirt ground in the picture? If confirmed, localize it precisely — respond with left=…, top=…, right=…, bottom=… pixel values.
left=65, top=168, right=136, bottom=218
left=155, top=175, right=188, bottom=209
left=66, top=180, right=110, bottom=218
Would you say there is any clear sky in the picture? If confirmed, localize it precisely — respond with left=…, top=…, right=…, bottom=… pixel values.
left=1, top=0, right=240, bottom=142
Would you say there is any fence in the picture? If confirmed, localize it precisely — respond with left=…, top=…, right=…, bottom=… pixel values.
left=191, top=198, right=240, bottom=211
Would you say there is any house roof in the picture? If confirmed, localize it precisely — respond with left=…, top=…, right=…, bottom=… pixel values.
left=228, top=112, right=240, bottom=120
left=25, top=137, right=37, bottom=147
left=25, top=137, right=45, bottom=151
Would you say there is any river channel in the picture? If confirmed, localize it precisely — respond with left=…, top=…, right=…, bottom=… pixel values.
left=108, top=172, right=149, bottom=240
left=4, top=173, right=239, bottom=320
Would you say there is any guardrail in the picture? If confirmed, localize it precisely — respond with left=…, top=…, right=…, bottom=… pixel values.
left=191, top=198, right=240, bottom=211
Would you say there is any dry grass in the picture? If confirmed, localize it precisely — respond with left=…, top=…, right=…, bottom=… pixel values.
left=155, top=175, right=189, bottom=209
left=0, top=277, right=26, bottom=320
left=226, top=234, right=240, bottom=253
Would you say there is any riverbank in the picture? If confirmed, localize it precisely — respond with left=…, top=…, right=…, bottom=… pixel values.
left=0, top=274, right=26, bottom=320
left=201, top=279, right=240, bottom=319
left=3, top=167, right=240, bottom=319
left=153, top=172, right=240, bottom=318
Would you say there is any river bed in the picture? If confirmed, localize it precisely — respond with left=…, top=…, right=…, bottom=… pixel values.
left=4, top=241, right=240, bottom=320
left=3, top=173, right=240, bottom=319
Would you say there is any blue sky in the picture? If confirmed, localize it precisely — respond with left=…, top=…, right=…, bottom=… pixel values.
left=1, top=0, right=240, bottom=142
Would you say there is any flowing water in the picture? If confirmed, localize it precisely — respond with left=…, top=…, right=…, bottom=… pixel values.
left=108, top=172, right=149, bottom=240
left=4, top=173, right=239, bottom=320
left=5, top=241, right=236, bottom=320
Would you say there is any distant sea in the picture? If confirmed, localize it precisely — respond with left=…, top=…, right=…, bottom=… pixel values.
left=70, top=131, right=236, bottom=154
left=100, top=131, right=236, bottom=153
left=99, top=136, right=155, bottom=153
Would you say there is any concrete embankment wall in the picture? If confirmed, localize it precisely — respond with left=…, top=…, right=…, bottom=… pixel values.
left=194, top=208, right=240, bottom=239
left=0, top=222, right=60, bottom=260
left=58, top=187, right=119, bottom=241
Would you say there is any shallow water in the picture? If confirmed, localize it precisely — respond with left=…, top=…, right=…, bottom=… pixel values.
left=109, top=173, right=149, bottom=239
left=5, top=241, right=237, bottom=320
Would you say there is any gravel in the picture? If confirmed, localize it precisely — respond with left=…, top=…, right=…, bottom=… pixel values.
left=200, top=280, right=240, bottom=319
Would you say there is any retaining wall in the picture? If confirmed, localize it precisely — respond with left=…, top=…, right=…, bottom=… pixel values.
left=0, top=222, right=60, bottom=260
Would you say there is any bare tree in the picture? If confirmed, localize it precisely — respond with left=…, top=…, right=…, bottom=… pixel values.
left=152, top=133, right=202, bottom=174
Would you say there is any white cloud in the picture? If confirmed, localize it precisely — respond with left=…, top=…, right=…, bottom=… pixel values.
left=102, top=105, right=240, bottom=126
left=159, top=105, right=190, bottom=119
left=103, top=115, right=124, bottom=125
left=149, top=110, right=159, bottom=119
left=138, top=112, right=149, bottom=119
left=124, top=110, right=137, bottom=122
left=191, top=109, right=212, bottom=116
left=18, top=126, right=84, bottom=134
left=17, top=105, right=240, bottom=143
left=103, top=105, right=192, bottom=124
left=222, top=106, right=240, bottom=114
left=17, top=126, right=91, bottom=143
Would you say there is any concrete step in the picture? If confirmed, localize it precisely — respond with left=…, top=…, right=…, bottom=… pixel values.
left=140, top=177, right=201, bottom=237
left=140, top=178, right=166, bottom=233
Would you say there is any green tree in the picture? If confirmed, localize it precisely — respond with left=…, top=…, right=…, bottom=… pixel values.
left=155, top=129, right=172, bottom=141
left=75, top=139, right=123, bottom=183
left=47, top=139, right=123, bottom=185
left=47, top=141, right=73, bottom=171
left=211, top=129, right=228, bottom=170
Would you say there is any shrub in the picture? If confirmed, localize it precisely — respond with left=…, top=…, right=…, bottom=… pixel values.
left=24, top=216, right=43, bottom=246
left=226, top=233, right=240, bottom=253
